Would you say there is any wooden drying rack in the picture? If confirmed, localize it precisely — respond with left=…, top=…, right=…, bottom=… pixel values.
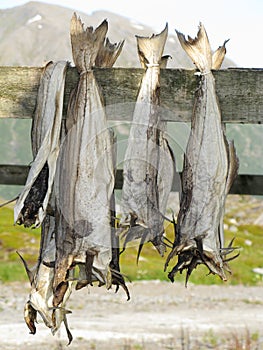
left=0, top=66, right=262, bottom=195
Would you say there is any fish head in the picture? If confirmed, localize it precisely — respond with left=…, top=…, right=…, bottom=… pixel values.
left=28, top=263, right=55, bottom=329
left=24, top=300, right=37, bottom=334
left=28, top=262, right=73, bottom=334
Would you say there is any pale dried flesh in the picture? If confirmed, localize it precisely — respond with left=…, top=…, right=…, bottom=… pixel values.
left=120, top=25, right=175, bottom=259
left=165, top=24, right=239, bottom=284
left=53, top=14, right=128, bottom=304
left=14, top=61, right=67, bottom=228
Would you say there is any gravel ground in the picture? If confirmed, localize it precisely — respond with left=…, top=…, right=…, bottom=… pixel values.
left=1, top=280, right=263, bottom=349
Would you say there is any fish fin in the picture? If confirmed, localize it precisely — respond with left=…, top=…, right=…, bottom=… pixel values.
left=16, top=251, right=36, bottom=286
left=225, top=140, right=239, bottom=194
left=70, top=13, right=108, bottom=72
left=120, top=230, right=131, bottom=253
left=164, top=244, right=181, bottom=272
left=227, top=236, right=236, bottom=249
left=0, top=195, right=19, bottom=208
left=95, top=38, right=124, bottom=67
left=176, top=23, right=212, bottom=72
left=136, top=23, right=168, bottom=67
left=136, top=231, right=149, bottom=264
left=224, top=251, right=240, bottom=263
left=64, top=313, right=73, bottom=346
left=111, top=268, right=132, bottom=283
left=195, top=237, right=227, bottom=281
left=75, top=263, right=90, bottom=290
left=121, top=224, right=146, bottom=248
left=53, top=281, right=69, bottom=308
left=51, top=306, right=72, bottom=314
left=24, top=301, right=37, bottom=334
left=185, top=256, right=199, bottom=287
left=212, top=39, right=229, bottom=69
left=92, top=266, right=107, bottom=285
left=151, top=233, right=166, bottom=256
left=167, top=257, right=184, bottom=282
left=75, top=280, right=89, bottom=290
left=111, top=269, right=131, bottom=301
left=160, top=54, right=171, bottom=68
left=202, top=250, right=227, bottom=281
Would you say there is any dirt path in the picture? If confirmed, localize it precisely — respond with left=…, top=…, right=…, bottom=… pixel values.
left=1, top=281, right=263, bottom=349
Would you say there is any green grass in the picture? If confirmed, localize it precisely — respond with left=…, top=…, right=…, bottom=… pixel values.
left=0, top=205, right=40, bottom=282
left=0, top=261, right=28, bottom=282
left=1, top=203, right=263, bottom=285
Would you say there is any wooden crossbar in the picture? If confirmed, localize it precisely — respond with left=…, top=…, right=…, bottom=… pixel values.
left=0, top=66, right=262, bottom=194
left=0, top=67, right=262, bottom=123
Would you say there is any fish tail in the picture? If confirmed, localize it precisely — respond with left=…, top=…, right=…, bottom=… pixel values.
left=212, top=39, right=229, bottom=69
left=136, top=23, right=168, bottom=67
left=95, top=38, right=125, bottom=68
left=176, top=23, right=227, bottom=72
left=159, top=54, right=171, bottom=68
left=17, top=251, right=36, bottom=286
left=70, top=13, right=108, bottom=72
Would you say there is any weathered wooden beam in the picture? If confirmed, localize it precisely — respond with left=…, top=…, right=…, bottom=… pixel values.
left=0, top=164, right=30, bottom=186
left=228, top=174, right=263, bottom=195
left=0, top=67, right=42, bottom=119
left=1, top=164, right=262, bottom=195
left=0, top=67, right=262, bottom=123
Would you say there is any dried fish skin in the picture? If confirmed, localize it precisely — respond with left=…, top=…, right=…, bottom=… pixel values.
left=166, top=24, right=239, bottom=282
left=121, top=24, right=175, bottom=257
left=24, top=301, right=37, bottom=334
left=14, top=61, right=68, bottom=228
left=70, top=13, right=108, bottom=73
left=19, top=216, right=73, bottom=344
left=95, top=37, right=125, bottom=68
left=53, top=15, right=124, bottom=296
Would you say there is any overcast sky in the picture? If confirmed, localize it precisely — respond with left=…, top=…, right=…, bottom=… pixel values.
left=0, top=0, right=262, bottom=68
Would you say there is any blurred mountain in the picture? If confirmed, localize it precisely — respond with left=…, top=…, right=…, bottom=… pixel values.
left=0, top=1, right=235, bottom=68
left=0, top=1, right=262, bottom=200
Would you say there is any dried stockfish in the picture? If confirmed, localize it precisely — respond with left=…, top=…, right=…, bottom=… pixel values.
left=165, top=24, right=239, bottom=283
left=53, top=14, right=124, bottom=303
left=120, top=25, right=175, bottom=258
left=14, top=61, right=68, bottom=228
left=15, top=60, right=72, bottom=342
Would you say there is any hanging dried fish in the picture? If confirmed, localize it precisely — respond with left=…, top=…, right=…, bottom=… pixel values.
left=18, top=213, right=73, bottom=344
left=15, top=59, right=73, bottom=342
left=14, top=61, right=68, bottom=228
left=120, top=25, right=175, bottom=259
left=165, top=24, right=239, bottom=283
left=53, top=14, right=125, bottom=303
